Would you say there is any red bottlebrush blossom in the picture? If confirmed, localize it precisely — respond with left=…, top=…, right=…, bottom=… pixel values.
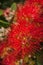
left=2, top=53, right=16, bottom=65
left=0, top=41, right=6, bottom=55
left=0, top=0, right=43, bottom=65
left=26, top=0, right=43, bottom=5
left=15, top=0, right=43, bottom=24
left=5, top=0, right=43, bottom=61
left=7, top=22, right=42, bottom=58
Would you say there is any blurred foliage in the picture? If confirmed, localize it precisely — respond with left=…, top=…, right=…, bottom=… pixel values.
left=37, top=50, right=43, bottom=65
left=0, top=0, right=25, bottom=27
left=11, top=3, right=17, bottom=10
left=0, top=20, right=10, bottom=28
left=0, top=15, right=10, bottom=28
left=0, top=0, right=25, bottom=9
left=0, top=10, right=3, bottom=16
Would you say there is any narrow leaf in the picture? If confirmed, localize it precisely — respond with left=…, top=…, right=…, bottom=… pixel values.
left=11, top=3, right=17, bottom=10
left=0, top=10, right=3, bottom=16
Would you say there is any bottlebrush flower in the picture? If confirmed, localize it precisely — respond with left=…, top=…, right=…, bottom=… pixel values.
left=0, top=41, right=6, bottom=55
left=26, top=0, right=43, bottom=5
left=6, top=0, right=43, bottom=60
left=7, top=22, right=42, bottom=58
left=0, top=0, right=43, bottom=65
left=14, top=0, right=43, bottom=24
left=5, top=21, right=42, bottom=65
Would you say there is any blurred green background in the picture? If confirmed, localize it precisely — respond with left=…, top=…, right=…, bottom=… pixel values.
left=0, top=0, right=25, bottom=9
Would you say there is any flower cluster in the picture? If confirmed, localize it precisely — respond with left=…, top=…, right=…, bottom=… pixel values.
left=0, top=0, right=43, bottom=65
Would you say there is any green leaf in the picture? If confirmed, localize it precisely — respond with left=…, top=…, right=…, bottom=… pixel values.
left=0, top=10, right=3, bottom=16
left=0, top=20, right=10, bottom=27
left=37, top=62, right=41, bottom=65
left=11, top=3, right=17, bottom=10
left=37, top=51, right=43, bottom=65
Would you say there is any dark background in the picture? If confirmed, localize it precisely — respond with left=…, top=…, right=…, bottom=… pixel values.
left=0, top=0, right=25, bottom=9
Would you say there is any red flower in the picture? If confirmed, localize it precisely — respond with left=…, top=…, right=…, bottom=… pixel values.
left=15, top=0, right=42, bottom=24
left=0, top=0, right=43, bottom=65
left=6, top=0, right=43, bottom=59
left=7, top=21, right=42, bottom=59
